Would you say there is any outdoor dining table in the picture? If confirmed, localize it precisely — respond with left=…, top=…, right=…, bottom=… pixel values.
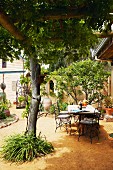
left=71, top=110, right=98, bottom=122
left=68, top=105, right=100, bottom=122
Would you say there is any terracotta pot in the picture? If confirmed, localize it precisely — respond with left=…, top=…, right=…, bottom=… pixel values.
left=4, top=110, right=10, bottom=116
left=105, top=108, right=113, bottom=115
left=43, top=98, right=52, bottom=111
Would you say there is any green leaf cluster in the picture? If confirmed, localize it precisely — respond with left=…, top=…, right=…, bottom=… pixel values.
left=49, top=59, right=110, bottom=104
left=1, top=0, right=113, bottom=63
left=1, top=133, right=54, bottom=162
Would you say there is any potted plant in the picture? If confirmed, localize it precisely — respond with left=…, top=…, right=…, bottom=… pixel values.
left=16, top=96, right=26, bottom=109
left=0, top=101, right=10, bottom=117
left=103, top=96, right=113, bottom=115
left=82, top=99, right=88, bottom=106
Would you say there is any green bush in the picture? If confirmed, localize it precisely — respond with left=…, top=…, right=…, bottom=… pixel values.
left=0, top=111, right=6, bottom=119
left=49, top=104, right=56, bottom=114
left=49, top=102, right=68, bottom=114
left=59, top=102, right=68, bottom=111
left=0, top=101, right=9, bottom=119
left=1, top=133, right=54, bottom=162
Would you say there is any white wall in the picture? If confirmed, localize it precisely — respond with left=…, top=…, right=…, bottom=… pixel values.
left=0, top=59, right=24, bottom=103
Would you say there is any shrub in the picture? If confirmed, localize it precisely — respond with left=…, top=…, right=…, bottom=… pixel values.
left=49, top=104, right=56, bottom=114
left=0, top=101, right=9, bottom=119
left=1, top=133, right=54, bottom=162
left=0, top=111, right=6, bottom=119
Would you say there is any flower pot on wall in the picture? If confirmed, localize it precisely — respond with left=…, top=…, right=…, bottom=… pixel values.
left=105, top=108, right=113, bottom=115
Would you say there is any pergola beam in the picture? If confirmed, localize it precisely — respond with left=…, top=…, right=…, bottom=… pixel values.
left=39, top=6, right=86, bottom=20
left=0, top=10, right=26, bottom=41
left=1, top=7, right=113, bottom=41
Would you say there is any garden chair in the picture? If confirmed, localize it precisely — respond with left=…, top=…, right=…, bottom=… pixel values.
left=78, top=109, right=100, bottom=144
left=55, top=111, right=72, bottom=134
left=55, top=102, right=72, bottom=134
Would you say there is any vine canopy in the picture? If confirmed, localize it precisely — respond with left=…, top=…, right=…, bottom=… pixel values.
left=0, top=0, right=113, bottom=63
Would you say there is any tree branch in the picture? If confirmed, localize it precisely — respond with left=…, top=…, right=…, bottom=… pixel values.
left=1, top=7, right=113, bottom=42
left=0, top=10, right=25, bottom=41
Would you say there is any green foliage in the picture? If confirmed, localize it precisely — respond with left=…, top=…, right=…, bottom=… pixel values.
left=103, top=96, right=113, bottom=108
left=20, top=75, right=31, bottom=85
left=50, top=60, right=110, bottom=105
left=1, top=0, right=113, bottom=140
left=0, top=101, right=10, bottom=119
left=18, top=96, right=25, bottom=104
left=0, top=27, right=21, bottom=61
left=1, top=0, right=113, bottom=63
left=22, top=102, right=30, bottom=118
left=1, top=133, right=54, bottom=162
left=49, top=101, right=68, bottom=114
left=0, top=111, right=6, bottom=119
left=39, top=103, right=44, bottom=112
left=58, top=101, right=68, bottom=111
left=22, top=96, right=31, bottom=118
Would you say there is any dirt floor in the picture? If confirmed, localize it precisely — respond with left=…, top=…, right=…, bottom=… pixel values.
left=1, top=105, right=113, bottom=170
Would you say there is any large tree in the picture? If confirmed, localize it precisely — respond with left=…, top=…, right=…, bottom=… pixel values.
left=0, top=0, right=113, bottom=136
left=49, top=60, right=110, bottom=105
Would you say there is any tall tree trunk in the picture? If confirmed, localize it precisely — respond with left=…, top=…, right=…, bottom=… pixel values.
left=28, top=57, right=41, bottom=136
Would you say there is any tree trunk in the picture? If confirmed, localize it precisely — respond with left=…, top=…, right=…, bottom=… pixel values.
left=28, top=57, right=41, bottom=136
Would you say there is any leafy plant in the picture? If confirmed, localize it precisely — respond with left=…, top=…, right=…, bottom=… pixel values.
left=0, top=111, right=6, bottom=119
left=18, top=96, right=25, bottom=103
left=0, top=101, right=10, bottom=119
left=58, top=102, right=68, bottom=111
left=49, top=60, right=110, bottom=105
left=18, top=96, right=25, bottom=107
left=1, top=133, right=54, bottom=162
left=22, top=102, right=30, bottom=118
left=103, top=96, right=113, bottom=108
left=49, top=104, right=56, bottom=114
left=49, top=101, right=68, bottom=114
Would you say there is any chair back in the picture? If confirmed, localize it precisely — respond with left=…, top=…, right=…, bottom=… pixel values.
left=80, top=109, right=100, bottom=124
left=93, top=109, right=100, bottom=124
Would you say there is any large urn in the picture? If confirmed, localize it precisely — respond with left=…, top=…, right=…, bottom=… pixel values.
left=42, top=98, right=52, bottom=112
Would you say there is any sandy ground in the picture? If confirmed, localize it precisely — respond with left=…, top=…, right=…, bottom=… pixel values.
left=0, top=105, right=113, bottom=170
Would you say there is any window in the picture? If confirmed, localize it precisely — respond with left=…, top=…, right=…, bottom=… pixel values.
left=50, top=80, right=54, bottom=92
left=2, top=60, right=7, bottom=68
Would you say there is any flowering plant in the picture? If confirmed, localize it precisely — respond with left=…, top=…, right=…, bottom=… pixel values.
left=83, top=99, right=88, bottom=104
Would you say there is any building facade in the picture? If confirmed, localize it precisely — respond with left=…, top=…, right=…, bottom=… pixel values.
left=0, top=58, right=24, bottom=103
